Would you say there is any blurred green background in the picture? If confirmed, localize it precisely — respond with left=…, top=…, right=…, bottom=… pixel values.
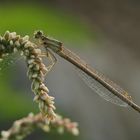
left=0, top=0, right=140, bottom=140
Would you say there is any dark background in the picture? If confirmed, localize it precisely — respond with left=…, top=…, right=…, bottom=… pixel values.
left=0, top=0, right=140, bottom=140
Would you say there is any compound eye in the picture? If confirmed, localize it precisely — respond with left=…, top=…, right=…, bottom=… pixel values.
left=34, top=31, right=43, bottom=39
left=43, top=42, right=47, bottom=45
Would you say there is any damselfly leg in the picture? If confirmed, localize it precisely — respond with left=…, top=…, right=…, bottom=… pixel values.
left=38, top=48, right=57, bottom=74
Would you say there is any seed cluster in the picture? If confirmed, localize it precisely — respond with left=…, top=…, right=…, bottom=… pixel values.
left=51, top=114, right=79, bottom=135
left=0, top=31, right=56, bottom=121
left=0, top=31, right=79, bottom=139
left=0, top=113, right=79, bottom=140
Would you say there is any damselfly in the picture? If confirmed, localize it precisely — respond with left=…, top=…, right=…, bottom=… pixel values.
left=34, top=31, right=140, bottom=114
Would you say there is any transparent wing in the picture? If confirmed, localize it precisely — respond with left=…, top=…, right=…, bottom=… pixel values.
left=76, top=68, right=128, bottom=107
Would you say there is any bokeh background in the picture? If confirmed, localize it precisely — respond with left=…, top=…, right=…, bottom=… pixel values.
left=0, top=0, right=140, bottom=140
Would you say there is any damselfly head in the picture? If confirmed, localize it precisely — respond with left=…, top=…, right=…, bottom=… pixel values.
left=34, top=30, right=48, bottom=46
left=34, top=30, right=43, bottom=39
